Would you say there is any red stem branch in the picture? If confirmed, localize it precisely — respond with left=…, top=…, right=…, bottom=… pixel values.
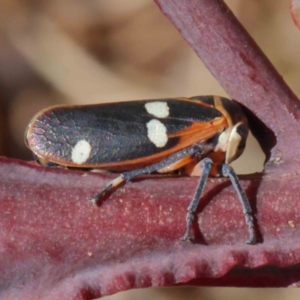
left=154, top=0, right=300, bottom=173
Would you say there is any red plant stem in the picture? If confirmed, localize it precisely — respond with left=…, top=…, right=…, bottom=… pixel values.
left=2, top=157, right=300, bottom=298
left=154, top=0, right=300, bottom=173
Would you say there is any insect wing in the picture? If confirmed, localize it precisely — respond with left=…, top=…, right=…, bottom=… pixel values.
left=26, top=98, right=226, bottom=169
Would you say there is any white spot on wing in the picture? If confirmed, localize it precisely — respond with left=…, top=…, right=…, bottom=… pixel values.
left=146, top=119, right=168, bottom=148
left=145, top=102, right=169, bottom=118
left=71, top=140, right=91, bottom=164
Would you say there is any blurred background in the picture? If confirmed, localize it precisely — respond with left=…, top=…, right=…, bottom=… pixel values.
left=0, top=0, right=299, bottom=299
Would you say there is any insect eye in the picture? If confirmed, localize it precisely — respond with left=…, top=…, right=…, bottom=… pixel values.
left=238, top=143, right=245, bottom=150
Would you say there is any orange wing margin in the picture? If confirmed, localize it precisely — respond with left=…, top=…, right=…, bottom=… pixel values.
left=90, top=116, right=227, bottom=171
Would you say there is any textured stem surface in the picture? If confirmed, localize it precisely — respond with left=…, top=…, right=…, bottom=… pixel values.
left=1, top=157, right=300, bottom=300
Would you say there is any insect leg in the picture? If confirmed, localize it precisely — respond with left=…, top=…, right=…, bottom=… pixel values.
left=181, top=157, right=213, bottom=241
left=221, top=164, right=257, bottom=244
left=33, top=154, right=58, bottom=167
left=89, top=144, right=204, bottom=205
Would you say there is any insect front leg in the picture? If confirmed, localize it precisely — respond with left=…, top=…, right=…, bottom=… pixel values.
left=89, top=144, right=205, bottom=205
left=182, top=161, right=257, bottom=244
left=221, top=164, right=256, bottom=244
left=181, top=157, right=213, bottom=241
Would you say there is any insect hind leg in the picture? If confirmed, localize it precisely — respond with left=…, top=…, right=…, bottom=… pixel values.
left=88, top=175, right=126, bottom=204
left=89, top=144, right=204, bottom=205
left=33, top=154, right=58, bottom=167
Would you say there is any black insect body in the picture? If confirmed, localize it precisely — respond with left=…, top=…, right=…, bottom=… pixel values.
left=25, top=95, right=256, bottom=244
